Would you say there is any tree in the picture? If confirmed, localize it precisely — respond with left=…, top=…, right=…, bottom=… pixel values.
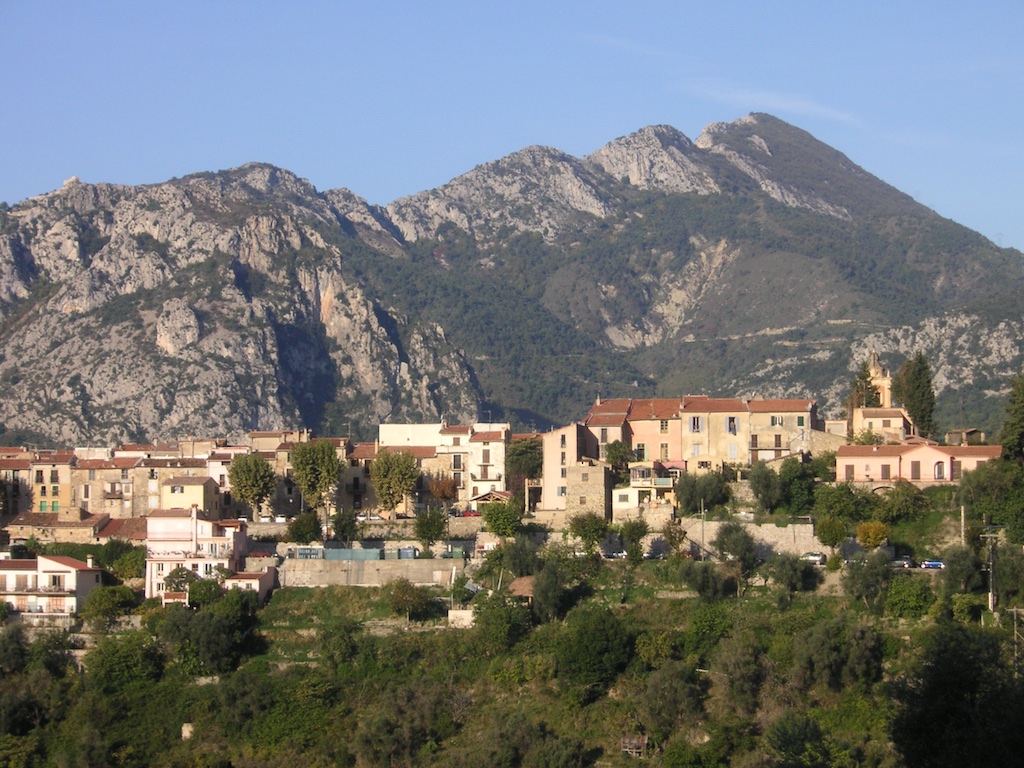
left=227, top=452, right=278, bottom=518
left=619, top=518, right=650, bottom=566
left=568, top=512, right=609, bottom=553
left=291, top=439, right=341, bottom=513
left=604, top=440, right=633, bottom=485
left=892, top=352, right=936, bottom=438
left=413, top=506, right=448, bottom=552
left=473, top=591, right=532, bottom=654
left=778, top=457, right=815, bottom=516
left=286, top=511, right=322, bottom=543
left=711, top=521, right=759, bottom=594
left=505, top=437, right=542, bottom=503
left=81, top=585, right=137, bottom=632
left=856, top=520, right=889, bottom=549
left=841, top=550, right=893, bottom=612
left=1002, top=374, right=1024, bottom=464
left=675, top=470, right=731, bottom=516
left=163, top=566, right=199, bottom=593
left=481, top=500, right=521, bottom=537
left=877, top=480, right=930, bottom=524
left=848, top=360, right=881, bottom=411
left=556, top=606, right=631, bottom=699
left=749, top=461, right=782, bottom=513
left=188, top=578, right=225, bottom=609
left=814, top=516, right=848, bottom=553
left=532, top=560, right=569, bottom=623
left=370, top=450, right=419, bottom=517
left=385, top=578, right=430, bottom=622
left=427, top=472, right=458, bottom=511
left=331, top=506, right=359, bottom=544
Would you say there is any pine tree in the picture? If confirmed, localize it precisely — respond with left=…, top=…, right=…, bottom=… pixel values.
left=1002, top=374, right=1024, bottom=464
left=892, top=352, right=936, bottom=438
left=848, top=361, right=881, bottom=412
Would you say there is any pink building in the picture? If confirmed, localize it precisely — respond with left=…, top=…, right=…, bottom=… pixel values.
left=836, top=444, right=1001, bottom=487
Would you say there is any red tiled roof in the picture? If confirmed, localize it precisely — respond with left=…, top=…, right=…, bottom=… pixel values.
left=379, top=445, right=437, bottom=459
left=586, top=414, right=627, bottom=427
left=682, top=397, right=747, bottom=413
left=163, top=476, right=213, bottom=485
left=469, top=431, right=504, bottom=443
left=936, top=445, right=1002, bottom=458
left=626, top=399, right=682, bottom=420
left=148, top=508, right=207, bottom=518
left=836, top=445, right=914, bottom=457
left=746, top=399, right=814, bottom=413
left=8, top=512, right=109, bottom=529
left=97, top=517, right=148, bottom=541
left=40, top=555, right=99, bottom=572
left=0, top=458, right=31, bottom=470
left=348, top=442, right=377, bottom=459
left=139, top=458, right=206, bottom=468
left=0, top=560, right=37, bottom=571
left=440, top=425, right=471, bottom=435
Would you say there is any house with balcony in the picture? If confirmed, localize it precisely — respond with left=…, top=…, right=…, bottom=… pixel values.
left=0, top=452, right=33, bottom=520
left=144, top=506, right=248, bottom=598
left=836, top=443, right=1002, bottom=488
left=0, top=554, right=102, bottom=625
left=72, top=456, right=143, bottom=518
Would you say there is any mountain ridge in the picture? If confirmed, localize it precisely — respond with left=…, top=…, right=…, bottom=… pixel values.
left=1, top=114, right=1021, bottom=446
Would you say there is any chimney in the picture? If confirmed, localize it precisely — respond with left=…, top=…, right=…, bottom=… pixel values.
left=86, top=555, right=95, bottom=568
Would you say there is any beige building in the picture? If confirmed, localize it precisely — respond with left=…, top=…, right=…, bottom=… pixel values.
left=836, top=443, right=1001, bottom=488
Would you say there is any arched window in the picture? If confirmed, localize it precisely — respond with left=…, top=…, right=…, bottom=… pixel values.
left=933, top=462, right=945, bottom=480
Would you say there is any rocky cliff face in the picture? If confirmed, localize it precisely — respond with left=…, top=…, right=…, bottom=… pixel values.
left=1, top=114, right=1021, bottom=445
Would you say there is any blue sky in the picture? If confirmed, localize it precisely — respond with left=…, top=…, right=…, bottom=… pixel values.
left=3, top=2, right=1023, bottom=249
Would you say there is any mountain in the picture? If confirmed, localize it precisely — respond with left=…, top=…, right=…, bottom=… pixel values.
left=1, top=113, right=1021, bottom=446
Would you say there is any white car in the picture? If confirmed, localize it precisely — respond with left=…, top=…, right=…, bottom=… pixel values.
left=800, top=551, right=827, bottom=566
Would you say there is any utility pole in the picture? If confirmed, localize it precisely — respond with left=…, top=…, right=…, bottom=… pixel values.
left=981, top=532, right=1000, bottom=613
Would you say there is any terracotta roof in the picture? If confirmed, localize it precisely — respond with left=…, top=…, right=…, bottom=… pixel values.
left=379, top=445, right=437, bottom=459
left=164, top=476, right=213, bottom=485
left=0, top=560, right=37, bottom=571
left=148, top=508, right=211, bottom=519
left=936, top=445, right=1002, bottom=458
left=75, top=456, right=140, bottom=470
left=469, top=431, right=504, bottom=443
left=508, top=575, right=535, bottom=598
left=248, top=430, right=290, bottom=437
left=348, top=442, right=377, bottom=459
left=586, top=414, right=627, bottom=427
left=117, top=443, right=155, bottom=452
left=0, top=458, right=31, bottom=470
left=40, top=555, right=99, bottom=572
left=440, top=425, right=471, bottom=435
left=97, top=517, right=148, bottom=541
left=746, top=399, right=814, bottom=413
left=682, top=396, right=747, bottom=413
left=836, top=445, right=913, bottom=457
left=139, top=458, right=206, bottom=468
left=626, top=399, right=682, bottom=420
left=8, top=512, right=109, bottom=529
left=31, top=450, right=75, bottom=464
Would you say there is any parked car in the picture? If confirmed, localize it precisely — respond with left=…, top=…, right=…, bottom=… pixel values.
left=800, top=551, right=827, bottom=566
left=890, top=555, right=916, bottom=569
left=602, top=550, right=627, bottom=559
left=462, top=509, right=481, bottom=517
left=919, top=558, right=946, bottom=569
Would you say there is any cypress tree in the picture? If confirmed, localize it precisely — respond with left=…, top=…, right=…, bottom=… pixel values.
left=892, top=352, right=936, bottom=438
left=1002, top=374, right=1024, bottom=463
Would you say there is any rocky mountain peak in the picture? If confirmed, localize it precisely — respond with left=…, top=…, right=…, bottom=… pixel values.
left=586, top=124, right=721, bottom=195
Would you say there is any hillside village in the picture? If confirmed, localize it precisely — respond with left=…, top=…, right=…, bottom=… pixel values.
left=0, top=351, right=1002, bottom=622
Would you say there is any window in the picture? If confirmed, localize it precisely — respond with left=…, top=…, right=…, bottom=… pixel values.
left=40, top=485, right=46, bottom=497
left=121, top=469, right=129, bottom=480
left=844, top=464, right=854, bottom=481
left=560, top=435, right=566, bottom=448
left=40, top=501, right=47, bottom=512
left=171, top=485, right=184, bottom=493
left=453, top=437, right=460, bottom=446
left=482, top=449, right=490, bottom=464
left=453, top=472, right=462, bottom=486
left=52, top=501, right=58, bottom=512
left=728, top=443, right=738, bottom=460
left=224, top=491, right=231, bottom=506
left=581, top=472, right=589, bottom=482
left=452, top=455, right=462, bottom=470
left=751, top=435, right=759, bottom=449
left=88, top=469, right=96, bottom=480
left=218, top=474, right=226, bottom=487
left=881, top=465, right=891, bottom=480
left=659, top=419, right=669, bottom=434
left=697, top=461, right=711, bottom=470
left=659, top=443, right=669, bottom=461
left=951, top=460, right=962, bottom=481
left=933, top=462, right=945, bottom=481
left=635, top=444, right=646, bottom=461
left=480, top=466, right=489, bottom=480
left=600, top=428, right=608, bottom=444
left=51, top=485, right=59, bottom=496
left=910, top=461, right=921, bottom=480
left=579, top=497, right=586, bottom=505
left=557, top=486, right=566, bottom=497
left=618, top=493, right=629, bottom=502
left=774, top=434, right=783, bottom=448
left=50, top=470, right=59, bottom=483
left=690, top=416, right=702, bottom=433
left=83, top=485, right=90, bottom=499
left=692, top=444, right=702, bottom=456
left=560, top=452, right=566, bottom=465
left=727, top=416, right=738, bottom=435
left=770, top=416, right=783, bottom=427
left=560, top=468, right=567, bottom=478
left=35, top=470, right=43, bottom=484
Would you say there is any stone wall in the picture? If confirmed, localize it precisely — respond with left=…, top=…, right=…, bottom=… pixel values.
left=279, top=557, right=466, bottom=588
